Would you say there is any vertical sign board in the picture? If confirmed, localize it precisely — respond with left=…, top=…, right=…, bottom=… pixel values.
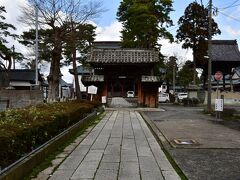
left=101, top=96, right=107, bottom=104
left=215, top=99, right=223, bottom=111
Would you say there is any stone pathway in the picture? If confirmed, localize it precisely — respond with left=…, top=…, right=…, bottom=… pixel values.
left=48, top=110, right=179, bottom=180
left=110, top=97, right=133, bottom=108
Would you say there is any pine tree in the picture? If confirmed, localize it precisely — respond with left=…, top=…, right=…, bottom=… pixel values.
left=0, top=6, right=22, bottom=70
left=117, top=0, right=174, bottom=49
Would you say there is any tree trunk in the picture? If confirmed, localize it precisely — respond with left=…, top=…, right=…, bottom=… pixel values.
left=193, top=48, right=196, bottom=85
left=47, top=54, right=61, bottom=101
left=72, top=49, right=81, bottom=99
left=47, top=28, right=62, bottom=101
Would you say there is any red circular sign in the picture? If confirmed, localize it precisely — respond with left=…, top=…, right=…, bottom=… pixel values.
left=214, top=71, right=223, bottom=81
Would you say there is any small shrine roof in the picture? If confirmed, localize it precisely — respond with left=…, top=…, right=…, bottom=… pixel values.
left=87, top=49, right=159, bottom=64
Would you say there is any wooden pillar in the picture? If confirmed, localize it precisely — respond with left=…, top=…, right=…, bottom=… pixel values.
left=137, top=80, right=144, bottom=106
left=111, top=81, right=113, bottom=97
left=145, top=94, right=150, bottom=107
left=102, top=82, right=108, bottom=97
left=149, top=93, right=156, bottom=108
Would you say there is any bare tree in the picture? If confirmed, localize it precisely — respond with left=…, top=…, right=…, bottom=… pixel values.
left=19, top=0, right=103, bottom=101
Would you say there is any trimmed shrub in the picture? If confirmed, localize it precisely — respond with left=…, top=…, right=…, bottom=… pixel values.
left=182, top=97, right=199, bottom=106
left=192, top=97, right=200, bottom=106
left=0, top=100, right=99, bottom=169
left=222, top=108, right=237, bottom=120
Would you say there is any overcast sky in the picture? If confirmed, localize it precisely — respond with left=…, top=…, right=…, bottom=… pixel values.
left=1, top=0, right=240, bottom=82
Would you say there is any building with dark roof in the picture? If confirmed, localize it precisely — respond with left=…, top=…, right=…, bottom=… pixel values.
left=69, top=66, right=93, bottom=75
left=81, top=41, right=163, bottom=107
left=0, top=69, right=43, bottom=90
left=0, top=69, right=44, bottom=110
left=211, top=40, right=240, bottom=74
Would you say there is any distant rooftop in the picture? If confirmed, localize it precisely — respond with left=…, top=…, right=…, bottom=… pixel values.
left=0, top=69, right=42, bottom=82
left=211, top=40, right=240, bottom=62
left=69, top=66, right=93, bottom=75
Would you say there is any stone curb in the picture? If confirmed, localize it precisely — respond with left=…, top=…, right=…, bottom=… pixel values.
left=139, top=111, right=172, bottom=150
left=139, top=111, right=185, bottom=178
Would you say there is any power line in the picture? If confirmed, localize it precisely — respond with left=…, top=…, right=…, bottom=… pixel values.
left=218, top=0, right=240, bottom=10
left=218, top=10, right=240, bottom=24
left=218, top=3, right=240, bottom=10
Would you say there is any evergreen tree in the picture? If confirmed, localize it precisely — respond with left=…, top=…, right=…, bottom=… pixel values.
left=0, top=6, right=22, bottom=70
left=63, top=23, right=96, bottom=99
left=0, top=6, right=23, bottom=87
left=177, top=60, right=200, bottom=88
left=176, top=2, right=220, bottom=84
left=117, top=0, right=174, bottom=49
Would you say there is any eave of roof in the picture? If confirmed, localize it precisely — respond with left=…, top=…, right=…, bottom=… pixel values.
left=211, top=40, right=240, bottom=62
left=0, top=69, right=43, bottom=82
left=87, top=49, right=159, bottom=64
left=69, top=66, right=92, bottom=75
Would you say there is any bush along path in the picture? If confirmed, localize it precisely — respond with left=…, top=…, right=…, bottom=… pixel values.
left=27, top=111, right=105, bottom=180
left=0, top=100, right=100, bottom=170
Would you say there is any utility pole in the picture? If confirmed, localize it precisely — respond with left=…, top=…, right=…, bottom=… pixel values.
left=173, top=60, right=176, bottom=94
left=169, top=56, right=176, bottom=95
left=35, top=5, right=39, bottom=86
left=207, top=0, right=213, bottom=111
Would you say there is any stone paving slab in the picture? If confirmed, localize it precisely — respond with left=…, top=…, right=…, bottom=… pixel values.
left=49, top=110, right=180, bottom=180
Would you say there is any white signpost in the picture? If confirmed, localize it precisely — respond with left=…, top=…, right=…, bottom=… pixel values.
left=214, top=71, right=223, bottom=119
left=101, top=96, right=107, bottom=104
left=87, top=85, right=98, bottom=101
left=215, top=99, right=223, bottom=112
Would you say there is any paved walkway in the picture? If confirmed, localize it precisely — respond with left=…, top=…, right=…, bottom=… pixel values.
left=110, top=97, right=133, bottom=108
left=49, top=110, right=179, bottom=180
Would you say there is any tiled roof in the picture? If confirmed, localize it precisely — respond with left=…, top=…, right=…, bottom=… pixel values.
left=87, top=49, right=159, bottom=64
left=69, top=66, right=93, bottom=75
left=0, top=69, right=44, bottom=85
left=0, top=69, right=35, bottom=82
left=211, top=40, right=240, bottom=62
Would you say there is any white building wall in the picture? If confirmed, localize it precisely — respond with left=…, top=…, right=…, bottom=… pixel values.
left=73, top=75, right=87, bottom=92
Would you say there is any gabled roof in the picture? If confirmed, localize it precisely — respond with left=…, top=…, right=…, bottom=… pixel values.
left=60, top=79, right=72, bottom=87
left=87, top=49, right=159, bottom=64
left=0, top=69, right=39, bottom=82
left=211, top=40, right=240, bottom=62
left=0, top=69, right=43, bottom=84
left=69, top=66, right=93, bottom=75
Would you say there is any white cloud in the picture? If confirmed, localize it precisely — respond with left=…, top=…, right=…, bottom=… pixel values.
left=225, top=26, right=240, bottom=37
left=61, top=65, right=73, bottom=83
left=159, top=39, right=193, bottom=62
left=95, top=21, right=122, bottom=41
left=2, top=0, right=29, bottom=34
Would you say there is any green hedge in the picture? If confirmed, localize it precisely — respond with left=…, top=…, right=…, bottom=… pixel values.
left=0, top=100, right=99, bottom=169
left=182, top=97, right=200, bottom=106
